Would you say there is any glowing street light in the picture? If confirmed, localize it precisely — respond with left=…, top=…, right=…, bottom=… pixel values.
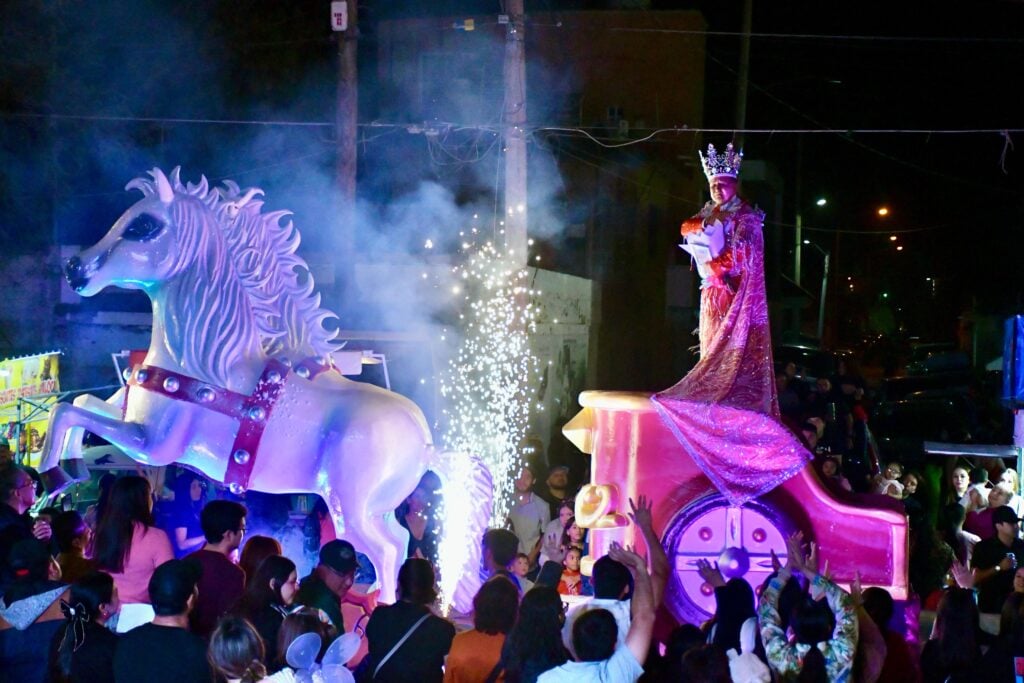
left=815, top=198, right=827, bottom=207
left=877, top=206, right=890, bottom=217
left=889, top=235, right=898, bottom=241
left=896, top=245, right=904, bottom=251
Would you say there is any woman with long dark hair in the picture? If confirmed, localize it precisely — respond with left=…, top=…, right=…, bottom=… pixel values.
left=233, top=555, right=299, bottom=666
left=92, top=475, right=173, bottom=632
left=239, top=535, right=282, bottom=589
left=49, top=571, right=120, bottom=683
left=168, top=470, right=205, bottom=557
left=364, top=557, right=454, bottom=682
left=492, top=586, right=569, bottom=683
left=921, top=587, right=982, bottom=683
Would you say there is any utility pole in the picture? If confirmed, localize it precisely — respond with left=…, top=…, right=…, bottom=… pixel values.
left=335, top=0, right=358, bottom=263
left=794, top=136, right=802, bottom=286
left=502, top=0, right=528, bottom=265
left=733, top=0, right=753, bottom=148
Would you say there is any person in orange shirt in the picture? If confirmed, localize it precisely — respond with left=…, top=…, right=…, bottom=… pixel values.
left=444, top=575, right=519, bottom=683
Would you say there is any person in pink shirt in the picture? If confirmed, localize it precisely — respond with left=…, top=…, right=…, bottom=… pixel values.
left=92, top=475, right=173, bottom=631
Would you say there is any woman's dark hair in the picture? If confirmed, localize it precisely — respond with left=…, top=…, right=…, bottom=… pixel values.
left=52, top=511, right=89, bottom=555
left=790, top=595, right=834, bottom=681
left=237, top=555, right=296, bottom=615
left=172, top=470, right=203, bottom=514
left=796, top=647, right=828, bottom=683
left=239, top=536, right=282, bottom=588
left=93, top=473, right=117, bottom=525
left=276, top=607, right=337, bottom=669
left=932, top=588, right=980, bottom=675
left=679, top=644, right=732, bottom=683
left=711, top=578, right=756, bottom=654
left=939, top=503, right=969, bottom=563
left=499, top=586, right=567, bottom=683
left=397, top=557, right=438, bottom=605
left=999, top=592, right=1024, bottom=641
left=560, top=516, right=582, bottom=549
left=52, top=572, right=114, bottom=682
left=208, top=616, right=267, bottom=683
left=93, top=476, right=154, bottom=573
left=474, top=575, right=519, bottom=635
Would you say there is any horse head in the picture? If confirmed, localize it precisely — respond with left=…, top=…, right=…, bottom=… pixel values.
left=65, top=168, right=182, bottom=296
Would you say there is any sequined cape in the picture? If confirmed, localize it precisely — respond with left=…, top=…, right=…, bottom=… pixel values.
left=652, top=196, right=810, bottom=506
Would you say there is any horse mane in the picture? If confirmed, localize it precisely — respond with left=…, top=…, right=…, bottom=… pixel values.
left=127, top=168, right=340, bottom=376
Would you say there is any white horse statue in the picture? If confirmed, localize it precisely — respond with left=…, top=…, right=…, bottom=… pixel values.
left=39, top=167, right=490, bottom=605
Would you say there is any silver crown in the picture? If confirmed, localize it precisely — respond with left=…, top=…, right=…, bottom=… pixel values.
left=699, top=143, right=743, bottom=179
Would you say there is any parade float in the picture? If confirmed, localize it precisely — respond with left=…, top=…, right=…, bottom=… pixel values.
left=37, top=168, right=492, bottom=607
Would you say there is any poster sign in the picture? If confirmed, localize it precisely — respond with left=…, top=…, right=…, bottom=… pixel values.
left=330, top=1, right=348, bottom=31
left=0, top=351, right=61, bottom=467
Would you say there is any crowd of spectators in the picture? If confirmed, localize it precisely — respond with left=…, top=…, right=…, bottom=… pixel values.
left=8, top=439, right=1024, bottom=683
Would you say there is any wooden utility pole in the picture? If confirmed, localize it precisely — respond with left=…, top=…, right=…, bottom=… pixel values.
left=503, top=0, right=528, bottom=265
left=335, top=1, right=359, bottom=262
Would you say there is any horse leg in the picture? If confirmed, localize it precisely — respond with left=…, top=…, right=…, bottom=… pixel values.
left=39, top=402, right=145, bottom=495
left=44, top=391, right=126, bottom=485
left=338, top=503, right=405, bottom=605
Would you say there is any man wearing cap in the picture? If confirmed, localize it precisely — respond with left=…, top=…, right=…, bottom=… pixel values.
left=114, top=558, right=212, bottom=683
left=971, top=505, right=1024, bottom=612
left=535, top=464, right=572, bottom=519
left=295, top=538, right=357, bottom=633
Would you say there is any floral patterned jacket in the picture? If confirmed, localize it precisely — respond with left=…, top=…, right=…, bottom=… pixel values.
left=758, top=574, right=858, bottom=683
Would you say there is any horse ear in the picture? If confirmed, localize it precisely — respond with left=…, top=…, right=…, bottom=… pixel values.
left=151, top=168, right=175, bottom=204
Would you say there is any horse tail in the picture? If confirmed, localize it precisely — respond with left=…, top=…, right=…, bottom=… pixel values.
left=428, top=449, right=493, bottom=613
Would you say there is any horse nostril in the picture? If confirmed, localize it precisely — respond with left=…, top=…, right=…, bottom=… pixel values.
left=64, top=256, right=89, bottom=290
left=65, top=256, right=83, bottom=277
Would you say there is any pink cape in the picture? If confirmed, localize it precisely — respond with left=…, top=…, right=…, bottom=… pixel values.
left=653, top=198, right=810, bottom=506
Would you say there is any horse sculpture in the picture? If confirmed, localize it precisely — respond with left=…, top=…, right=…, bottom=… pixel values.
left=39, top=167, right=489, bottom=605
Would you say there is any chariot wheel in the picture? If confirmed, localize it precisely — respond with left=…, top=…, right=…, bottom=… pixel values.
left=662, top=494, right=794, bottom=626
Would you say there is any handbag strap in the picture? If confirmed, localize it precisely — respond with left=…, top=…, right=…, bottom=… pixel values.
left=374, top=612, right=431, bottom=678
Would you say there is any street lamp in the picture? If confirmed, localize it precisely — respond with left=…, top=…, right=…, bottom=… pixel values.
left=815, top=198, right=827, bottom=207
left=877, top=206, right=890, bottom=217
left=802, top=241, right=830, bottom=342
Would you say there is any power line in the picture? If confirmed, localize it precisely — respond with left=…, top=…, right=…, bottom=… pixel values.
left=609, top=26, right=1024, bottom=44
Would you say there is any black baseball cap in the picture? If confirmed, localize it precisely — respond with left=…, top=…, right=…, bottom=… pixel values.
left=148, top=559, right=202, bottom=615
left=319, top=540, right=358, bottom=575
left=992, top=505, right=1023, bottom=527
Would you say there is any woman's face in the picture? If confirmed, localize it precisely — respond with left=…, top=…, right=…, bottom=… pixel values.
left=564, top=550, right=581, bottom=572
left=821, top=460, right=837, bottom=477
left=952, top=468, right=970, bottom=495
left=902, top=474, right=918, bottom=495
left=568, top=523, right=582, bottom=542
left=1014, top=568, right=1024, bottom=593
left=559, top=505, right=574, bottom=527
left=189, top=479, right=203, bottom=502
left=1001, top=471, right=1018, bottom=493
left=278, top=570, right=299, bottom=606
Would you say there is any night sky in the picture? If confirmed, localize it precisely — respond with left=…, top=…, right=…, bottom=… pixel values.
left=1, top=0, right=1022, bottom=345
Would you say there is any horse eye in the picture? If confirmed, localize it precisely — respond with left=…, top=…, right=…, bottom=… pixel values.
left=122, top=214, right=166, bottom=242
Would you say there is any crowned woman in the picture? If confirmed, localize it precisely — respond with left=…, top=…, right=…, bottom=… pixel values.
left=652, top=143, right=808, bottom=506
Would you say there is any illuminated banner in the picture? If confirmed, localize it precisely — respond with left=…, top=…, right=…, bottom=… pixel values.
left=0, top=351, right=61, bottom=466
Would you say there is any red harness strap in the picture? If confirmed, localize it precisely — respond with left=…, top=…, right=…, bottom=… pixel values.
left=125, top=358, right=331, bottom=492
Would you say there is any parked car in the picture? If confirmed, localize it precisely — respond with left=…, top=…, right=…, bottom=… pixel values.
left=773, top=344, right=855, bottom=384
left=870, top=397, right=972, bottom=466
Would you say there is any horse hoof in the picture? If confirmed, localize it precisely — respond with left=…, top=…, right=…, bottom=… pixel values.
left=39, top=467, right=78, bottom=497
left=66, top=458, right=91, bottom=483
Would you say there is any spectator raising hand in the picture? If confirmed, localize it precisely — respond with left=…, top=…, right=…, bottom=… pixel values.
left=758, top=531, right=858, bottom=682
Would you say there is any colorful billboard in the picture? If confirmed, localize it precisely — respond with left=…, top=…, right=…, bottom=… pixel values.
left=0, top=351, right=61, bottom=467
